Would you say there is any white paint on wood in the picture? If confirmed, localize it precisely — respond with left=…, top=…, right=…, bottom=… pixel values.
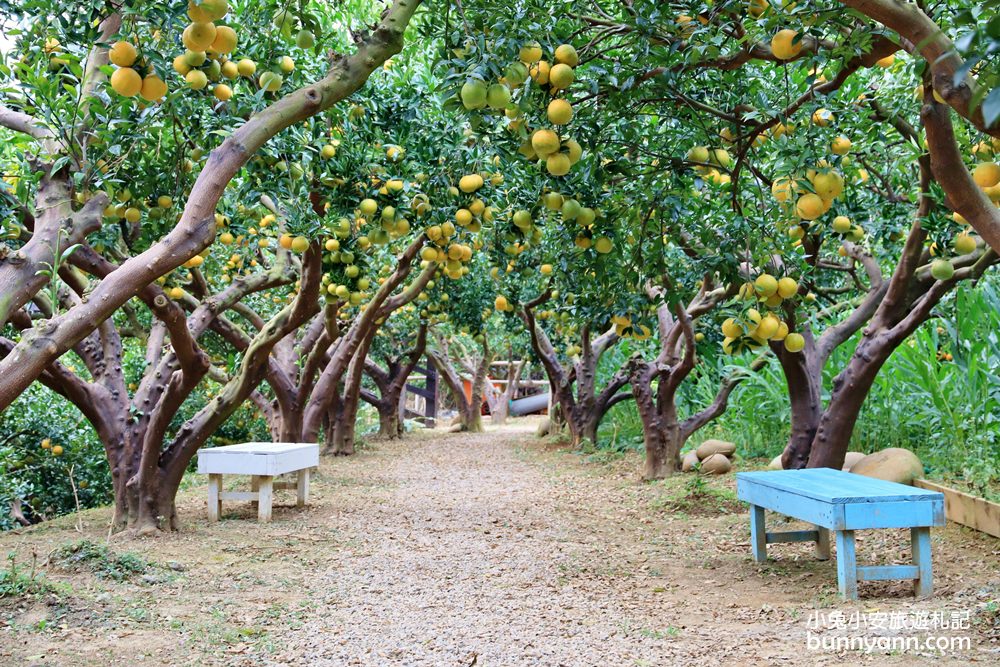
left=257, top=475, right=273, bottom=523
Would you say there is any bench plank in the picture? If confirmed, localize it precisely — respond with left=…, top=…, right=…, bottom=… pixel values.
left=844, top=499, right=944, bottom=529
left=737, top=468, right=943, bottom=504
left=738, top=479, right=845, bottom=529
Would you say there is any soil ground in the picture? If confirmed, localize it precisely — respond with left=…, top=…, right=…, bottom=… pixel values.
left=1, top=418, right=998, bottom=666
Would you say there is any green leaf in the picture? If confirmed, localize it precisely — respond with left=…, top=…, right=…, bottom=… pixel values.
left=983, top=87, right=1000, bottom=129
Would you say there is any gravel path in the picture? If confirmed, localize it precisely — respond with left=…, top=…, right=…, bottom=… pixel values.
left=263, top=426, right=681, bottom=666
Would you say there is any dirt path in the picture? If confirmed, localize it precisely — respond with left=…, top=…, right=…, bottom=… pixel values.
left=1, top=422, right=998, bottom=666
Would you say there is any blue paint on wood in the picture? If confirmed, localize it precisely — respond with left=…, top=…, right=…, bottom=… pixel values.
left=738, top=481, right=845, bottom=528
left=844, top=499, right=944, bottom=529
left=836, top=530, right=858, bottom=599
left=911, top=527, right=933, bottom=598
left=737, top=469, right=944, bottom=600
left=750, top=504, right=767, bottom=563
left=766, top=529, right=820, bottom=544
left=857, top=565, right=920, bottom=581
left=737, top=468, right=944, bottom=503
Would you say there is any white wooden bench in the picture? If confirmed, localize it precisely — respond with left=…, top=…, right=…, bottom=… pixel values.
left=196, top=443, right=319, bottom=522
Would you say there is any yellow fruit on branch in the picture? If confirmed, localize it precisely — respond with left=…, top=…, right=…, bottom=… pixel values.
left=776, top=276, right=798, bottom=298
left=183, top=22, right=218, bottom=51
left=687, top=145, right=710, bottom=163
left=831, top=136, right=852, bottom=155
left=237, top=58, right=256, bottom=76
left=548, top=63, right=574, bottom=90
left=213, top=83, right=233, bottom=101
left=186, top=69, right=209, bottom=90
left=188, top=0, right=228, bottom=22
left=812, top=171, right=844, bottom=199
left=771, top=29, right=802, bottom=60
left=278, top=55, right=295, bottom=73
left=784, top=332, right=805, bottom=353
left=519, top=41, right=542, bottom=64
left=972, top=162, right=1000, bottom=189
left=460, top=79, right=488, bottom=109
left=795, top=193, right=826, bottom=220
left=832, top=215, right=852, bottom=234
left=531, top=128, right=561, bottom=157
left=547, top=98, right=573, bottom=125
left=110, top=67, right=142, bottom=97
left=954, top=233, right=977, bottom=254
left=530, top=60, right=550, bottom=84
left=459, top=173, right=484, bottom=193
left=140, top=75, right=168, bottom=102
left=51, top=445, right=64, bottom=456
left=554, top=44, right=579, bottom=67
left=754, top=273, right=778, bottom=297
left=546, top=152, right=571, bottom=176
left=211, top=26, right=237, bottom=54
left=875, top=53, right=896, bottom=68
left=109, top=41, right=137, bottom=67
left=259, top=71, right=283, bottom=91
left=722, top=318, right=743, bottom=339
left=812, top=108, right=834, bottom=126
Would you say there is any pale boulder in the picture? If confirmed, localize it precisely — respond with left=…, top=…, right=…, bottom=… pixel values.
left=681, top=450, right=700, bottom=472
left=849, top=448, right=924, bottom=485
left=767, top=454, right=783, bottom=470
left=696, top=439, right=736, bottom=460
left=842, top=451, right=865, bottom=471
left=701, top=453, right=732, bottom=475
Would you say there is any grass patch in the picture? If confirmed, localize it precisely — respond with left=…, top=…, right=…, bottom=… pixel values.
left=653, top=474, right=741, bottom=516
left=51, top=539, right=151, bottom=582
left=0, top=552, right=55, bottom=599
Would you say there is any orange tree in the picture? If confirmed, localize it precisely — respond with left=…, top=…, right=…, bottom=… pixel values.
left=0, top=0, right=423, bottom=419
left=428, top=0, right=999, bottom=473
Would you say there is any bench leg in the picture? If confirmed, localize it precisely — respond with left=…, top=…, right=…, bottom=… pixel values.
left=911, top=527, right=933, bottom=598
left=835, top=530, right=858, bottom=600
left=296, top=468, right=310, bottom=507
left=815, top=526, right=831, bottom=560
left=750, top=504, right=767, bottom=563
left=257, top=475, right=273, bottom=523
left=207, top=474, right=222, bottom=522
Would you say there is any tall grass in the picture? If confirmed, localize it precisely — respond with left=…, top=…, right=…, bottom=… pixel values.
left=598, top=280, right=1000, bottom=499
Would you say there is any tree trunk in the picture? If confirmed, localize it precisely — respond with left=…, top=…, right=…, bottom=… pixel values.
left=776, top=343, right=823, bottom=470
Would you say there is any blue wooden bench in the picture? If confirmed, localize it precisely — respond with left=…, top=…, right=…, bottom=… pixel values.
left=736, top=468, right=945, bottom=600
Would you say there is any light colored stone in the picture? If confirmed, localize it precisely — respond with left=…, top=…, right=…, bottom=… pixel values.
left=767, top=454, right=783, bottom=470
left=700, top=453, right=732, bottom=475
left=536, top=417, right=552, bottom=438
left=842, top=451, right=865, bottom=471
left=681, top=450, right=700, bottom=472
left=849, top=448, right=924, bottom=485
left=696, top=439, right=736, bottom=460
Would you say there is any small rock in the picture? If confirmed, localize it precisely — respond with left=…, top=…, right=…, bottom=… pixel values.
left=681, top=450, right=700, bottom=472
left=849, top=447, right=923, bottom=485
left=167, top=561, right=187, bottom=572
left=701, top=453, right=732, bottom=475
left=696, top=439, right=736, bottom=460
left=536, top=418, right=552, bottom=438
